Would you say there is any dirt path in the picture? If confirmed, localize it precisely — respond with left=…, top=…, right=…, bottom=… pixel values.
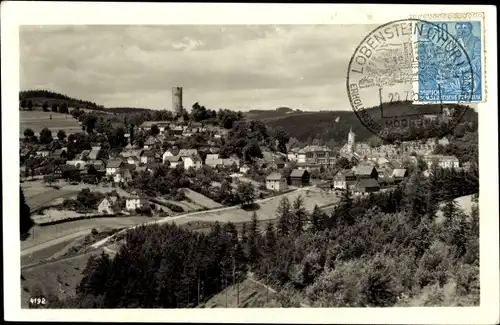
left=91, top=187, right=316, bottom=249
left=21, top=229, right=92, bottom=257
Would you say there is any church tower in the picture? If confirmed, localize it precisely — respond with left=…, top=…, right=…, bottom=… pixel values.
left=347, top=127, right=356, bottom=153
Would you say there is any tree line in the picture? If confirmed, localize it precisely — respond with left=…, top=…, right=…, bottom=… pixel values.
left=31, top=163, right=479, bottom=308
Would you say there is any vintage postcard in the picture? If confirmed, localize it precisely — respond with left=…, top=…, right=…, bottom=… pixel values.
left=2, top=2, right=498, bottom=324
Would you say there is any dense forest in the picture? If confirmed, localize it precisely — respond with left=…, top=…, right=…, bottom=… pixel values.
left=37, top=163, right=479, bottom=308
left=263, top=102, right=478, bottom=145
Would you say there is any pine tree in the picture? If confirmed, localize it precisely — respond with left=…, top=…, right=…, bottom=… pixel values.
left=309, top=205, right=326, bottom=233
left=276, top=197, right=292, bottom=236
left=247, top=212, right=260, bottom=268
left=292, top=195, right=307, bottom=235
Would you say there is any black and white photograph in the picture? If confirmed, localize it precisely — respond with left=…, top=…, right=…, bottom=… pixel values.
left=3, top=2, right=499, bottom=324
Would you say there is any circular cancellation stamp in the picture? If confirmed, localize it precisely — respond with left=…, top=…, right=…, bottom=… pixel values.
left=346, top=18, right=473, bottom=143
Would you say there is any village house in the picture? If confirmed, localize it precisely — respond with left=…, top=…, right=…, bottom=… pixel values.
left=140, top=150, right=156, bottom=164
left=205, top=158, right=223, bottom=168
left=135, top=166, right=147, bottom=174
left=352, top=178, right=381, bottom=195
left=88, top=146, right=101, bottom=160
left=265, top=172, right=288, bottom=192
left=114, top=168, right=133, bottom=184
left=206, top=154, right=219, bottom=161
left=239, top=164, right=251, bottom=174
left=165, top=155, right=183, bottom=168
left=353, top=165, right=379, bottom=180
left=52, top=148, right=68, bottom=160
left=182, top=155, right=203, bottom=170
left=423, top=155, right=460, bottom=169
left=97, top=196, right=121, bottom=215
left=36, top=148, right=51, bottom=158
left=106, top=158, right=124, bottom=175
left=90, top=160, right=106, bottom=172
left=391, top=168, right=408, bottom=180
left=289, top=169, right=310, bottom=187
left=333, top=170, right=357, bottom=190
left=66, top=159, right=87, bottom=168
left=143, top=137, right=158, bottom=149
left=296, top=145, right=335, bottom=166
left=126, top=156, right=141, bottom=166
left=139, top=121, right=171, bottom=134
left=125, top=191, right=149, bottom=211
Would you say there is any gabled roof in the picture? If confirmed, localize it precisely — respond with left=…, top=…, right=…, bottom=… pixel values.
left=290, top=169, right=307, bottom=178
left=165, top=155, right=182, bottom=162
left=178, top=149, right=199, bottom=157
left=354, top=165, right=376, bottom=176
left=106, top=158, right=123, bottom=168
left=142, top=150, right=156, bottom=157
left=205, top=158, right=223, bottom=166
left=135, top=166, right=147, bottom=173
left=144, top=137, right=157, bottom=145
left=391, top=168, right=407, bottom=178
left=354, top=178, right=380, bottom=189
left=88, top=147, right=101, bottom=160
left=206, top=154, right=219, bottom=160
left=140, top=121, right=170, bottom=128
left=266, top=172, right=283, bottom=181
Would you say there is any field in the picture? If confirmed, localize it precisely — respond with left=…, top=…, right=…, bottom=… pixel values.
left=22, top=180, right=129, bottom=211
left=182, top=188, right=224, bottom=209
left=21, top=216, right=160, bottom=257
left=21, top=251, right=99, bottom=308
left=19, top=110, right=81, bottom=136
left=435, top=194, right=477, bottom=222
left=155, top=187, right=340, bottom=232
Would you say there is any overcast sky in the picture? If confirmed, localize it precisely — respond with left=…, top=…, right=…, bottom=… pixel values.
left=20, top=25, right=375, bottom=111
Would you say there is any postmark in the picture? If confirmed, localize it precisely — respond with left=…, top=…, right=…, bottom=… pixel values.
left=346, top=18, right=473, bottom=143
left=410, top=12, right=486, bottom=103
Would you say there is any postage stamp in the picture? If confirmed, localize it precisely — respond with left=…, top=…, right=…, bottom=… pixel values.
left=411, top=12, right=486, bottom=103
left=346, top=18, right=473, bottom=143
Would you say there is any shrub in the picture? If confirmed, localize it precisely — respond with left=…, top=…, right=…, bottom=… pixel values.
left=165, top=202, right=184, bottom=213
left=91, top=228, right=99, bottom=236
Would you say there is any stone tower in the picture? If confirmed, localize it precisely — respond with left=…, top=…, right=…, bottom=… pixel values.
left=347, top=127, right=356, bottom=153
left=172, top=87, right=183, bottom=116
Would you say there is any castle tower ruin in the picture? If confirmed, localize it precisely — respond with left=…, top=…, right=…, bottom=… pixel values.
left=172, top=87, right=183, bottom=116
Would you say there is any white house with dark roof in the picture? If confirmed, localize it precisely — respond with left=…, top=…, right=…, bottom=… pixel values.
left=423, top=155, right=460, bottom=169
left=182, top=155, right=202, bottom=170
left=106, top=158, right=124, bottom=175
left=98, top=196, right=121, bottom=215
left=266, top=172, right=287, bottom=191
left=125, top=191, right=149, bottom=211
left=140, top=150, right=156, bottom=164
left=165, top=155, right=183, bottom=168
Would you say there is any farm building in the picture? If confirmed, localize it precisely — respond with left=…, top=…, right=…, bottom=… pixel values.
left=289, top=169, right=310, bottom=187
left=265, top=173, right=288, bottom=192
left=352, top=178, right=380, bottom=195
left=333, top=170, right=357, bottom=190
left=353, top=165, right=379, bottom=180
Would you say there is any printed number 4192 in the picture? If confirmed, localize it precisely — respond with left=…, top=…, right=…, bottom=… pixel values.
left=29, top=297, right=46, bottom=306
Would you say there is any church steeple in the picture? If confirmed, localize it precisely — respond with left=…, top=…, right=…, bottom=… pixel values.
left=347, top=126, right=356, bottom=154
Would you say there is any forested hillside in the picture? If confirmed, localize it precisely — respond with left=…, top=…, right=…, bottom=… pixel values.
left=257, top=102, right=478, bottom=144
left=38, top=165, right=479, bottom=308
